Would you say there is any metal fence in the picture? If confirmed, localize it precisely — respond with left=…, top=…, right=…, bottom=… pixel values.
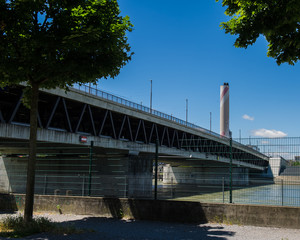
left=155, top=137, right=300, bottom=207
left=1, top=138, right=300, bottom=207
left=0, top=141, right=150, bottom=199
left=0, top=142, right=94, bottom=196
left=238, top=137, right=300, bottom=161
left=157, top=166, right=300, bottom=207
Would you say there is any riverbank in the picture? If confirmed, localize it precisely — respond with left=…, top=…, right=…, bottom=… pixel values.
left=1, top=212, right=300, bottom=240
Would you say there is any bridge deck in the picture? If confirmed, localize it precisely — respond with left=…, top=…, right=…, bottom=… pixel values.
left=0, top=85, right=268, bottom=170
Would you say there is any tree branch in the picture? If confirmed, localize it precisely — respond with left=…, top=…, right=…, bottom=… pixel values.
left=34, top=11, right=38, bottom=31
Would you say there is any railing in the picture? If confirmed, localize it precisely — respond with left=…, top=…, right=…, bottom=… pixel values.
left=72, top=84, right=221, bottom=138
left=71, top=85, right=270, bottom=156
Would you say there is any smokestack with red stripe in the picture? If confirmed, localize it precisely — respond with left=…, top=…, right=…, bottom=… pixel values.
left=220, top=83, right=229, bottom=137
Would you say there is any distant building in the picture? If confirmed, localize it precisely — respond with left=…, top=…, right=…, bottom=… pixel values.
left=295, top=156, right=300, bottom=161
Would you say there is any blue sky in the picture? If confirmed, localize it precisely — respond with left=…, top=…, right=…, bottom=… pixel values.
left=98, top=0, right=300, bottom=139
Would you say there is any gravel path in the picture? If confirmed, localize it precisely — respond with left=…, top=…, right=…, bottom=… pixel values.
left=1, top=212, right=300, bottom=240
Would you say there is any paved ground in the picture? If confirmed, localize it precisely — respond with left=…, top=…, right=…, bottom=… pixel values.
left=1, top=212, right=300, bottom=240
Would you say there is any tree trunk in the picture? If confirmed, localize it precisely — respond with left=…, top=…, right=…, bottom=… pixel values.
left=24, top=82, right=39, bottom=222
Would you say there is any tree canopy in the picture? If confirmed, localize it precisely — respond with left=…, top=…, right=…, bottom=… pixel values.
left=0, top=0, right=133, bottom=88
left=217, top=0, right=300, bottom=65
left=0, top=0, right=133, bottom=222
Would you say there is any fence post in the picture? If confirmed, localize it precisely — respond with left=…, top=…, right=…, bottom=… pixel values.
left=43, top=174, right=47, bottom=195
left=88, top=141, right=94, bottom=196
left=222, top=177, right=225, bottom=203
left=281, top=179, right=284, bottom=206
left=124, top=175, right=127, bottom=198
left=82, top=175, right=85, bottom=196
left=154, top=139, right=159, bottom=200
left=229, top=134, right=233, bottom=203
left=171, top=177, right=174, bottom=198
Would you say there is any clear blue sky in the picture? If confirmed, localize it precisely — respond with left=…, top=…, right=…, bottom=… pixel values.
left=98, top=0, right=300, bottom=139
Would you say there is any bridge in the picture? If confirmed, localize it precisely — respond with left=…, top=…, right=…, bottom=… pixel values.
left=0, top=85, right=269, bottom=198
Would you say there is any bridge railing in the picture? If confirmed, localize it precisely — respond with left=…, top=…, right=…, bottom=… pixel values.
left=70, top=84, right=269, bottom=157
left=72, top=84, right=221, bottom=138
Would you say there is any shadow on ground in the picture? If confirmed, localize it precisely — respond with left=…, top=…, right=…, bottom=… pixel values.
left=0, top=216, right=236, bottom=240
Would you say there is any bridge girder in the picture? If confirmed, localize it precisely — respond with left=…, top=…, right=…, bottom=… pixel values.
left=0, top=86, right=269, bottom=169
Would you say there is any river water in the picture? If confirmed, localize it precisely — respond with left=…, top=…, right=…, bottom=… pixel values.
left=157, top=183, right=300, bottom=207
left=232, top=184, right=300, bottom=207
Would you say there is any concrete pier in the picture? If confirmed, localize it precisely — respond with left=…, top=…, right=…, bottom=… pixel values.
left=0, top=150, right=154, bottom=199
left=163, top=164, right=249, bottom=186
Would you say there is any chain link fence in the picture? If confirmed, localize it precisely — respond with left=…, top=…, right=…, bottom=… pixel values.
left=155, top=137, right=300, bottom=207
left=1, top=138, right=300, bottom=207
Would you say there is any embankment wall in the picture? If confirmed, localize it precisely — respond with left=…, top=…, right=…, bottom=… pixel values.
left=1, top=194, right=299, bottom=229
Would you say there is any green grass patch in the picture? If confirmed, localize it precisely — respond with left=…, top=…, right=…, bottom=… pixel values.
left=0, top=215, right=86, bottom=238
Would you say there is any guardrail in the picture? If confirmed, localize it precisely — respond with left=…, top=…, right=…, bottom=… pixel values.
left=72, top=84, right=221, bottom=138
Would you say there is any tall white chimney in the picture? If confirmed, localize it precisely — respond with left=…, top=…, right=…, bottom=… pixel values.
left=220, top=83, right=229, bottom=137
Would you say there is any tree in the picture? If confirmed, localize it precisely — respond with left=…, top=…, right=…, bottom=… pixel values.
left=0, top=0, right=133, bottom=222
left=217, top=0, right=300, bottom=65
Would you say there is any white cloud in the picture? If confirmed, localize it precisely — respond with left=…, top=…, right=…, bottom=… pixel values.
left=242, top=114, right=254, bottom=121
left=252, top=129, right=287, bottom=138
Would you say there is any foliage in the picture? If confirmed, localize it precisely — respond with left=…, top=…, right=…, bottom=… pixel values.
left=0, top=0, right=133, bottom=221
left=291, top=161, right=300, bottom=166
left=0, top=215, right=86, bottom=238
left=0, top=216, right=54, bottom=238
left=0, top=0, right=133, bottom=89
left=217, top=0, right=300, bottom=65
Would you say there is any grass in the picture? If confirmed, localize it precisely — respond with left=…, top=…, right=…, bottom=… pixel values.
left=210, top=215, right=241, bottom=226
left=0, top=215, right=86, bottom=238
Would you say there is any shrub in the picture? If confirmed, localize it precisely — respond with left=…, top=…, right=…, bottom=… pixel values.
left=0, top=215, right=84, bottom=238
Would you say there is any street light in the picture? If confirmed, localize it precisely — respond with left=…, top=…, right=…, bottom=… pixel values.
left=150, top=80, right=152, bottom=114
left=186, top=99, right=188, bottom=124
left=210, top=112, right=212, bottom=132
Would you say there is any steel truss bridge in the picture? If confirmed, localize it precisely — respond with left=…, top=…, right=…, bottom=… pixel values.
left=0, top=85, right=268, bottom=170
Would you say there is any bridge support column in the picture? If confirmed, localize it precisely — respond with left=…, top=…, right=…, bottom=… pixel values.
left=163, top=165, right=249, bottom=186
left=0, top=155, right=27, bottom=194
left=91, top=153, right=152, bottom=198
left=127, top=154, right=153, bottom=198
left=263, top=157, right=287, bottom=178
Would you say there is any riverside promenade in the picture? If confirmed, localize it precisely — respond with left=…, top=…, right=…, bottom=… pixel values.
left=1, top=212, right=300, bottom=240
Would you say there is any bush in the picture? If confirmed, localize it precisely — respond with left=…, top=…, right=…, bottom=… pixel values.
left=0, top=215, right=84, bottom=238
left=0, top=215, right=55, bottom=238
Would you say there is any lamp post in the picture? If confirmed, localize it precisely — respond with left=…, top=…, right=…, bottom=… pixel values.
left=186, top=99, right=188, bottom=125
left=229, top=131, right=233, bottom=203
left=150, top=80, right=152, bottom=114
left=154, top=139, right=159, bottom=200
left=210, top=112, right=212, bottom=132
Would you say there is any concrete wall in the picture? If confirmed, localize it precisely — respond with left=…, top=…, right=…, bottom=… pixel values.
left=163, top=165, right=249, bottom=186
left=1, top=194, right=300, bottom=229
